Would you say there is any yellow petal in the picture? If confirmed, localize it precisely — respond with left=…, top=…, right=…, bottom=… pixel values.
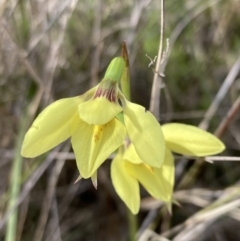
left=153, top=147, right=175, bottom=199
left=162, top=123, right=225, bottom=156
left=111, top=153, right=140, bottom=214
left=71, top=118, right=126, bottom=178
left=21, top=97, right=82, bottom=157
left=125, top=147, right=174, bottom=202
left=78, top=97, right=122, bottom=125
left=123, top=100, right=165, bottom=168
left=125, top=164, right=170, bottom=202
left=123, top=144, right=142, bottom=164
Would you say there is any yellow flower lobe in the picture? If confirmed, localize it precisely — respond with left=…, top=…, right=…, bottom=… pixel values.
left=93, top=125, right=104, bottom=143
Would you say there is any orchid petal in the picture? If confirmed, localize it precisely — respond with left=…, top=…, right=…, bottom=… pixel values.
left=162, top=123, right=225, bottom=156
left=71, top=118, right=126, bottom=178
left=78, top=97, right=122, bottom=125
left=123, top=144, right=142, bottom=164
left=21, top=97, right=82, bottom=157
left=153, top=147, right=175, bottom=199
left=125, top=163, right=169, bottom=202
left=111, top=153, right=140, bottom=214
left=123, top=100, right=165, bottom=168
left=125, top=147, right=174, bottom=202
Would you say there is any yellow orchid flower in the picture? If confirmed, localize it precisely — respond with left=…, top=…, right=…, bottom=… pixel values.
left=162, top=123, right=225, bottom=157
left=21, top=57, right=166, bottom=179
left=111, top=144, right=174, bottom=214
left=21, top=58, right=126, bottom=179
left=110, top=123, right=225, bottom=214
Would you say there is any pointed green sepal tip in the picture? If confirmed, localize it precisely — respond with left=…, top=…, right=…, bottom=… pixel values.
left=103, top=57, right=125, bottom=83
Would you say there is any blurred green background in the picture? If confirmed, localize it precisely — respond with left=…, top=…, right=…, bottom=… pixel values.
left=1, top=0, right=240, bottom=240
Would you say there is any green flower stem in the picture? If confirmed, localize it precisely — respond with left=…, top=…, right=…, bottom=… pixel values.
left=127, top=208, right=137, bottom=241
left=5, top=116, right=27, bottom=241
left=121, top=42, right=137, bottom=240
left=119, top=43, right=136, bottom=239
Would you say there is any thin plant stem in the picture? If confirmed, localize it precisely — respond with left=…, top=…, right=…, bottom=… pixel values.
left=120, top=42, right=137, bottom=240
left=128, top=209, right=137, bottom=241
left=4, top=116, right=27, bottom=241
left=150, top=0, right=165, bottom=119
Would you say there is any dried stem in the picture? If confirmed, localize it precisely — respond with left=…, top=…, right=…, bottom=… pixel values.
left=199, top=56, right=240, bottom=130
left=214, top=96, right=240, bottom=137
left=149, top=0, right=165, bottom=119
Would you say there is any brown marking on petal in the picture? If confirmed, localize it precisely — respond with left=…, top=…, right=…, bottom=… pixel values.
left=93, top=125, right=104, bottom=143
left=94, top=81, right=118, bottom=103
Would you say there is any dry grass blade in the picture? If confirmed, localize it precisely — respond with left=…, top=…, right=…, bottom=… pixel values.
left=0, top=147, right=62, bottom=231
left=32, top=143, right=71, bottom=241
left=33, top=159, right=65, bottom=241
left=214, top=96, right=240, bottom=137
left=137, top=209, right=158, bottom=238
left=4, top=118, right=26, bottom=241
left=42, top=0, right=78, bottom=105
left=139, top=229, right=170, bottom=241
left=199, top=57, right=240, bottom=130
left=205, top=156, right=240, bottom=162
left=173, top=198, right=240, bottom=241
left=27, top=0, right=78, bottom=54
left=149, top=0, right=165, bottom=119
left=0, top=20, right=43, bottom=88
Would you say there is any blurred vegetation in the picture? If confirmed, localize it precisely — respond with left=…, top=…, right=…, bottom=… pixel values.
left=0, top=0, right=240, bottom=241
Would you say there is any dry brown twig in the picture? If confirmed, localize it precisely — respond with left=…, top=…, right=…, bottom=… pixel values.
left=199, top=57, right=240, bottom=130
left=149, top=0, right=165, bottom=120
left=214, top=96, right=240, bottom=137
left=33, top=153, right=66, bottom=241
left=0, top=145, right=62, bottom=231
left=172, top=198, right=240, bottom=241
left=149, top=0, right=222, bottom=120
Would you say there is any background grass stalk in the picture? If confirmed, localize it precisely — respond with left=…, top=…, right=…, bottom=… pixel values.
left=149, top=0, right=165, bottom=119
left=4, top=116, right=27, bottom=241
